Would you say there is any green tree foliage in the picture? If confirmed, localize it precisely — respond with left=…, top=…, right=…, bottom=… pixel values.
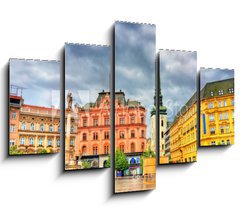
left=105, top=155, right=111, bottom=168
left=142, top=146, right=156, bottom=158
left=115, top=149, right=129, bottom=172
left=39, top=148, right=48, bottom=154
left=82, top=160, right=91, bottom=169
left=9, top=145, right=21, bottom=155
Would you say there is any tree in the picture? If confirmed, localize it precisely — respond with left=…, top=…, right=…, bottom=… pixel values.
left=39, top=148, right=48, bottom=154
left=105, top=155, right=111, bottom=168
left=115, top=149, right=129, bottom=172
left=82, top=160, right=91, bottom=169
left=9, top=145, right=21, bottom=155
left=142, top=146, right=156, bottom=158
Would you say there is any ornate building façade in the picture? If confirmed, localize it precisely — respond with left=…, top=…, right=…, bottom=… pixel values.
left=200, top=78, right=234, bottom=146
left=9, top=86, right=61, bottom=155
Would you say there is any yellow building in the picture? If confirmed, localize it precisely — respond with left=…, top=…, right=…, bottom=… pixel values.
left=200, top=78, right=234, bottom=146
left=169, top=93, right=197, bottom=163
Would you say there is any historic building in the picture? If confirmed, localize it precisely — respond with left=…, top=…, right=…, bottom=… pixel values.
left=9, top=85, right=61, bottom=155
left=65, top=90, right=147, bottom=171
left=200, top=78, right=234, bottom=146
left=169, top=93, right=197, bottom=163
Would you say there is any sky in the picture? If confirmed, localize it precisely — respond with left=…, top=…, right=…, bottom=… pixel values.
left=160, top=50, right=197, bottom=122
left=10, top=59, right=60, bottom=108
left=200, top=68, right=234, bottom=89
left=115, top=21, right=156, bottom=138
left=65, top=43, right=110, bottom=107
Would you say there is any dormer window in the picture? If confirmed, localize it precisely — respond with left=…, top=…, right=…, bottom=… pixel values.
left=228, top=88, right=234, bottom=94
left=210, top=91, right=214, bottom=96
left=218, top=89, right=224, bottom=95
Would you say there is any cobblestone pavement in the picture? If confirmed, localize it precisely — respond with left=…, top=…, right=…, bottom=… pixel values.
left=115, top=176, right=156, bottom=193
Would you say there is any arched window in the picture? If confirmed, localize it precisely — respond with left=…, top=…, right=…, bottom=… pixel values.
left=131, top=143, right=135, bottom=153
left=40, top=124, right=44, bottom=132
left=21, top=122, right=26, bottom=130
left=70, top=139, right=74, bottom=146
left=30, top=123, right=34, bottom=131
left=93, top=132, right=98, bottom=140
left=83, top=133, right=87, bottom=141
left=104, top=144, right=109, bottom=154
left=120, top=144, right=124, bottom=153
left=20, top=137, right=25, bottom=145
left=141, top=130, right=144, bottom=138
left=141, top=143, right=145, bottom=152
left=161, top=131, right=164, bottom=139
left=141, top=116, right=144, bottom=124
left=29, top=137, right=34, bottom=145
left=49, top=124, right=53, bottom=132
left=38, top=138, right=43, bottom=146
left=71, top=126, right=74, bottom=133
left=82, top=146, right=87, bottom=155
left=161, top=120, right=164, bottom=127
left=93, top=146, right=98, bottom=155
left=131, top=130, right=135, bottom=138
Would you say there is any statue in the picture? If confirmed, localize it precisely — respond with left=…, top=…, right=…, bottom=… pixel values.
left=67, top=92, right=73, bottom=110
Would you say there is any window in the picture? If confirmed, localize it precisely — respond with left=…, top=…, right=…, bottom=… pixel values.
left=218, top=101, right=222, bottom=107
left=104, top=118, right=109, bottom=126
left=38, top=138, right=43, bottom=146
left=30, top=123, right=35, bottom=131
left=232, top=99, right=234, bottom=106
left=218, top=89, right=224, bottom=95
left=70, top=139, right=74, bottom=146
left=58, top=126, right=61, bottom=132
left=220, top=126, right=224, bottom=134
left=209, top=114, right=215, bottom=121
left=57, top=139, right=60, bottom=147
left=227, top=140, right=230, bottom=145
left=228, top=88, right=234, bottom=94
left=131, top=143, right=135, bottom=153
left=93, top=119, right=98, bottom=126
left=211, top=141, right=216, bottom=145
left=49, top=124, right=53, bottom=132
left=131, top=116, right=135, bottom=124
left=131, top=130, right=135, bottom=138
left=119, top=117, right=125, bottom=125
left=226, top=125, right=230, bottom=133
left=225, top=112, right=229, bottom=119
left=141, top=130, right=144, bottom=138
left=82, top=146, right=87, bottom=155
left=221, top=140, right=225, bottom=145
left=93, top=146, right=98, bottom=155
left=161, top=120, right=164, bottom=127
left=219, top=113, right=223, bottom=120
left=29, top=137, right=34, bottom=145
left=210, top=91, right=214, bottom=96
left=141, top=143, right=145, bottom=152
left=82, top=133, right=87, bottom=141
left=20, top=137, right=25, bottom=145
left=120, top=131, right=124, bottom=139
left=210, top=127, right=215, bottom=135
left=120, top=144, right=124, bottom=152
left=21, top=122, right=26, bottom=130
left=12, top=112, right=16, bottom=119
left=161, top=131, right=164, bottom=139
left=141, top=117, right=144, bottom=124
left=10, top=139, right=15, bottom=146
left=10, top=124, right=15, bottom=132
left=223, top=100, right=227, bottom=107
left=208, top=102, right=213, bottom=108
left=104, top=131, right=109, bottom=139
left=104, top=145, right=109, bottom=154
left=40, top=124, right=44, bottom=132
left=83, top=119, right=87, bottom=127
left=48, top=139, right=52, bottom=146
left=232, top=111, right=234, bottom=119
left=93, top=132, right=98, bottom=140
left=70, top=126, right=74, bottom=133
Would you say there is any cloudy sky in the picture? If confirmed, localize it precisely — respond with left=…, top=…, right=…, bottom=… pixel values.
left=10, top=59, right=60, bottom=108
left=200, top=68, right=234, bottom=89
left=115, top=21, right=156, bottom=138
left=65, top=43, right=110, bottom=107
left=160, top=50, right=197, bottom=122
